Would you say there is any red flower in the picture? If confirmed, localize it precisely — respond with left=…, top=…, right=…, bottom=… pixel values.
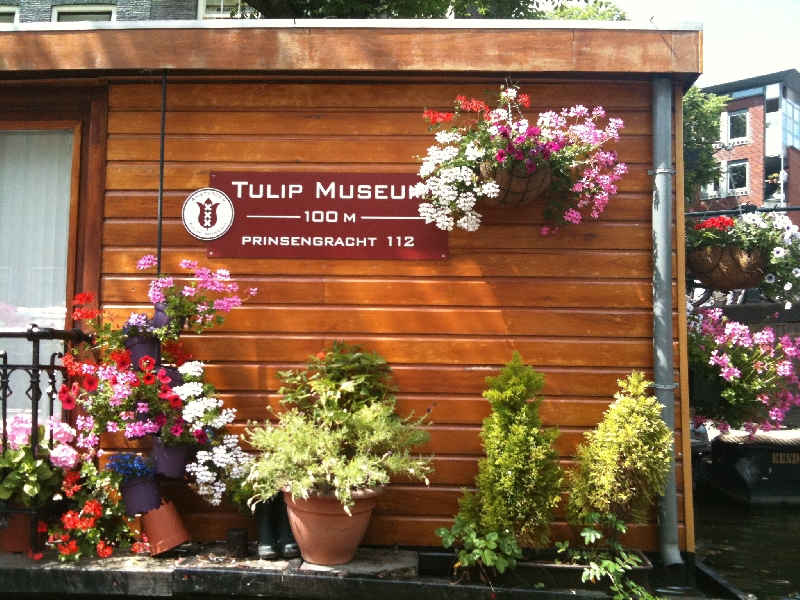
left=138, top=355, right=156, bottom=371
left=73, top=291, right=95, bottom=305
left=159, top=384, right=174, bottom=399
left=518, top=93, right=531, bottom=108
left=141, top=372, right=157, bottom=386
left=83, top=499, right=103, bottom=517
left=72, top=307, right=101, bottom=321
left=193, top=429, right=208, bottom=445
left=82, top=374, right=99, bottom=392
left=37, top=520, right=49, bottom=534
left=155, top=414, right=168, bottom=427
left=58, top=384, right=76, bottom=410
left=422, top=110, right=454, bottom=125
left=316, top=351, right=327, bottom=360
left=62, top=470, right=82, bottom=497
left=96, top=540, right=113, bottom=558
left=27, top=549, right=43, bottom=561
left=168, top=396, right=183, bottom=410
left=157, top=368, right=171, bottom=384
left=111, top=349, right=132, bottom=370
left=695, top=216, right=735, bottom=231
left=60, top=353, right=83, bottom=377
left=57, top=538, right=79, bottom=556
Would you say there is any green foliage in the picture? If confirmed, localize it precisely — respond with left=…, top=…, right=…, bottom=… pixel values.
left=436, top=515, right=523, bottom=580
left=545, top=0, right=627, bottom=20
left=567, top=372, right=672, bottom=527
left=556, top=513, right=660, bottom=600
left=683, top=86, right=730, bottom=202
left=436, top=353, right=562, bottom=583
left=0, top=429, right=61, bottom=508
left=241, top=0, right=583, bottom=19
left=466, top=352, right=562, bottom=546
left=246, top=341, right=432, bottom=509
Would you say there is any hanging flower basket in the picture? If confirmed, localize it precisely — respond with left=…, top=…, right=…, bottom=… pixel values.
left=479, top=162, right=551, bottom=207
left=686, top=245, right=768, bottom=292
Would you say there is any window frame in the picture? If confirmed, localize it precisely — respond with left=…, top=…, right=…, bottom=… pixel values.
left=725, top=159, right=749, bottom=195
left=727, top=109, right=749, bottom=143
left=0, top=6, right=19, bottom=22
left=51, top=4, right=116, bottom=22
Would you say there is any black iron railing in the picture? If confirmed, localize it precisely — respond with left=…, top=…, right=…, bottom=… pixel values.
left=0, top=325, right=91, bottom=550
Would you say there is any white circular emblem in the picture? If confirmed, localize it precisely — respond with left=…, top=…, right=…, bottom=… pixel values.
left=182, top=188, right=234, bottom=241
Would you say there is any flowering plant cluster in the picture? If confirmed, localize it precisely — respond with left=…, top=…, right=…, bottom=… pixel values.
left=105, top=453, right=156, bottom=484
left=185, top=433, right=253, bottom=507
left=686, top=212, right=800, bottom=306
left=688, top=306, right=800, bottom=434
left=0, top=414, right=86, bottom=507
left=135, top=255, right=257, bottom=336
left=46, top=461, right=134, bottom=562
left=413, top=85, right=626, bottom=234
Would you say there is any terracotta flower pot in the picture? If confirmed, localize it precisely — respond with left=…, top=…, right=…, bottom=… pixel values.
left=687, top=245, right=768, bottom=292
left=0, top=512, right=37, bottom=553
left=151, top=437, right=194, bottom=479
left=479, top=162, right=551, bottom=207
left=119, top=476, right=162, bottom=517
left=283, top=487, right=384, bottom=566
left=141, top=500, right=190, bottom=556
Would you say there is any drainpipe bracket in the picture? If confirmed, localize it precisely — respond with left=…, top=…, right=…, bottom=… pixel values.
left=648, top=168, right=676, bottom=175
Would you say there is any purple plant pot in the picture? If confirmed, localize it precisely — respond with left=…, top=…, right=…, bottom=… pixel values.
left=125, top=335, right=161, bottom=369
left=119, top=476, right=162, bottom=517
left=151, top=437, right=195, bottom=478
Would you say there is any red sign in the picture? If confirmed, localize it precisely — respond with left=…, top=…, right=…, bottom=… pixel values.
left=205, top=172, right=448, bottom=260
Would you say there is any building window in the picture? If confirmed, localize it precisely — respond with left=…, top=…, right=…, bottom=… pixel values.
left=0, top=7, right=18, bottom=22
left=52, top=5, right=115, bottom=21
left=728, top=110, right=748, bottom=141
left=198, top=0, right=250, bottom=18
left=726, top=160, right=748, bottom=194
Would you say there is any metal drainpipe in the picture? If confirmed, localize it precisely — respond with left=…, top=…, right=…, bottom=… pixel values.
left=652, top=76, right=684, bottom=569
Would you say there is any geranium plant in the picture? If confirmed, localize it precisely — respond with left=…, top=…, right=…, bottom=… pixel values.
left=46, top=461, right=134, bottom=562
left=688, top=307, right=800, bottom=434
left=413, top=85, right=626, bottom=234
left=686, top=212, right=800, bottom=306
left=0, top=415, right=80, bottom=508
left=135, top=255, right=257, bottom=337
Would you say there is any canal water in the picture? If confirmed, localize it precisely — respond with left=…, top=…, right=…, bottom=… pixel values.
left=694, top=488, right=800, bottom=600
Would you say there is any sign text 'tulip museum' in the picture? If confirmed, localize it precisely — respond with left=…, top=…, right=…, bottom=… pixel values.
left=204, top=172, right=448, bottom=260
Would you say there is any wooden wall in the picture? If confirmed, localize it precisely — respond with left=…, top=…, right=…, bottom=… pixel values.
left=98, top=77, right=684, bottom=550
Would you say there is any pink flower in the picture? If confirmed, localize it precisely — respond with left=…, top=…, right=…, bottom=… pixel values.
left=136, top=254, right=158, bottom=270
left=50, top=444, right=79, bottom=470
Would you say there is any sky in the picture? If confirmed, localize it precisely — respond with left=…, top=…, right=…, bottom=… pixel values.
left=604, top=0, right=800, bottom=88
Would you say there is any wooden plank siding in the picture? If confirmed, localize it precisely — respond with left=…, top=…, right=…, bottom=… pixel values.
left=96, top=76, right=685, bottom=552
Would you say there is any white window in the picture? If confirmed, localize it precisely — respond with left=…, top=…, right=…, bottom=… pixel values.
left=198, top=0, right=250, bottom=18
left=1, top=128, right=76, bottom=415
left=52, top=5, right=116, bottom=21
left=728, top=110, right=748, bottom=142
left=0, top=6, right=19, bottom=22
left=725, top=159, right=748, bottom=195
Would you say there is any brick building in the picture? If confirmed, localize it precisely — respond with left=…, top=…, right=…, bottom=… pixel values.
left=0, top=0, right=245, bottom=22
left=699, top=70, right=800, bottom=216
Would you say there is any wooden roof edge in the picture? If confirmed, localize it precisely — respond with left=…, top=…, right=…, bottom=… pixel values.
left=0, top=25, right=702, bottom=77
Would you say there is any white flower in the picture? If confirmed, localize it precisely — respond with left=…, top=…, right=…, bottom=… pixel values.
left=765, top=273, right=777, bottom=283
left=178, top=361, right=205, bottom=378
left=173, top=381, right=204, bottom=400
left=464, top=142, right=484, bottom=162
left=786, top=282, right=793, bottom=291
left=501, top=87, right=517, bottom=99
left=773, top=247, right=787, bottom=259
left=793, top=268, right=800, bottom=278
left=435, top=130, right=462, bottom=145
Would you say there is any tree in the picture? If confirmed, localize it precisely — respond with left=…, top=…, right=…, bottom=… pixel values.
left=544, top=0, right=626, bottom=20
left=683, top=86, right=729, bottom=202
left=240, top=0, right=590, bottom=20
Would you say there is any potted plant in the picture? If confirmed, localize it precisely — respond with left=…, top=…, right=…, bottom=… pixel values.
left=135, top=254, right=258, bottom=338
left=557, top=372, right=672, bottom=598
left=686, top=212, right=800, bottom=301
left=45, top=461, right=135, bottom=562
left=105, top=453, right=160, bottom=517
left=435, top=353, right=562, bottom=584
left=412, top=85, right=627, bottom=234
left=246, top=341, right=432, bottom=565
left=687, top=307, right=800, bottom=435
left=0, top=415, right=76, bottom=553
